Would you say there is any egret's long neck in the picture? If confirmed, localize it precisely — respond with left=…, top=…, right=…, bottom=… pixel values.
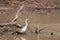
left=25, top=20, right=28, bottom=27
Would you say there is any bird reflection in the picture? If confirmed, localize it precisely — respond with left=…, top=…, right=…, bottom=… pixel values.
left=21, top=37, right=27, bottom=40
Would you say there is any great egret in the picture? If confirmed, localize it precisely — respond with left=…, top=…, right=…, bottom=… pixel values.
left=12, top=19, right=29, bottom=34
left=20, top=19, right=28, bottom=33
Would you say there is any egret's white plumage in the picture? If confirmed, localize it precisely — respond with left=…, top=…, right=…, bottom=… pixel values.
left=20, top=19, right=28, bottom=33
left=12, top=19, right=29, bottom=34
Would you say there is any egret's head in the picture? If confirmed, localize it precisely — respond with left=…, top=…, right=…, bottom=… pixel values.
left=25, top=19, right=29, bottom=22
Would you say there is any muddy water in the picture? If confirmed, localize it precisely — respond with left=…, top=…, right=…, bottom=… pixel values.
left=17, top=10, right=60, bottom=40
left=0, top=10, right=60, bottom=40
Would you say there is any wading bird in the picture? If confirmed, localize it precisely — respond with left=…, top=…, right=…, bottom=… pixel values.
left=12, top=19, right=29, bottom=34
left=20, top=19, right=28, bottom=33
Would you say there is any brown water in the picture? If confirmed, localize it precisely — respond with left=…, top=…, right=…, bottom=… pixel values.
left=0, top=10, right=60, bottom=40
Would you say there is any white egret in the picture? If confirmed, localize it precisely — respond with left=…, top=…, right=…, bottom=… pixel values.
left=20, top=19, right=29, bottom=33
left=12, top=19, right=29, bottom=34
